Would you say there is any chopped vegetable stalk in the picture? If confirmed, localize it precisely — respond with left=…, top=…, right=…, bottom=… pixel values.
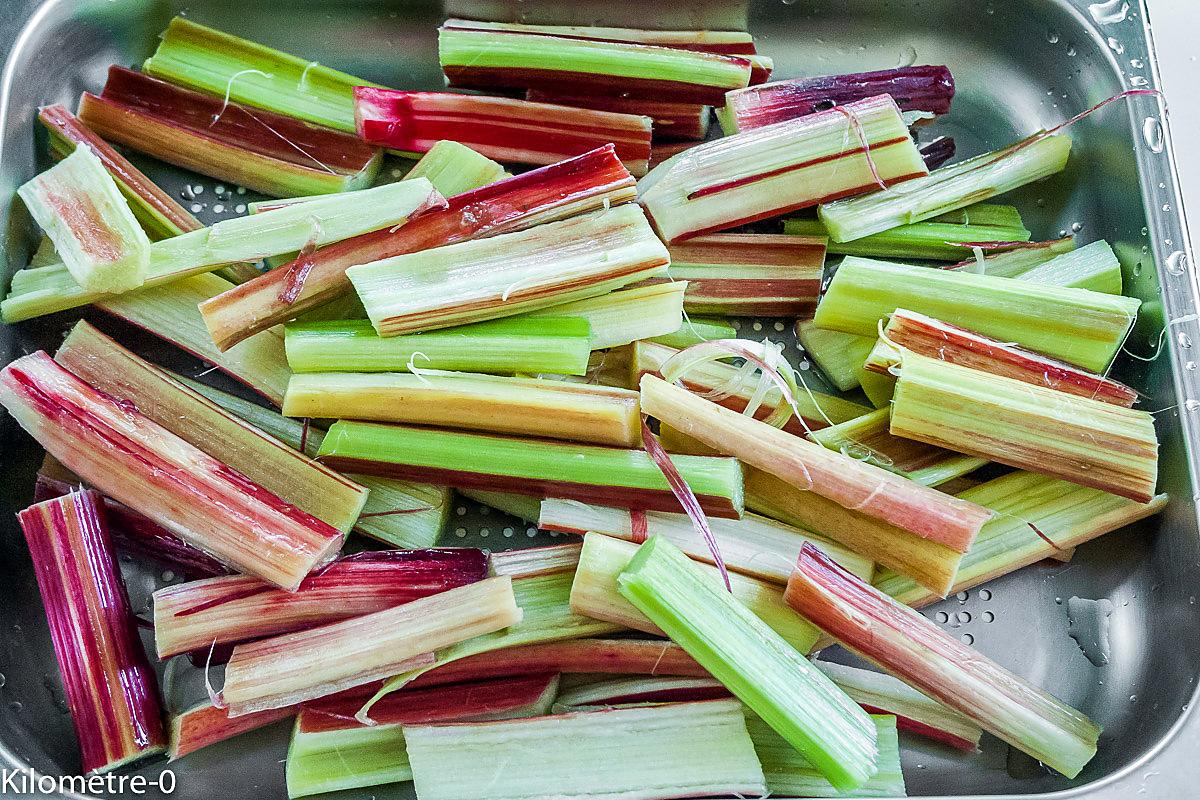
left=919, top=136, right=956, bottom=169
left=315, top=420, right=744, bottom=516
left=815, top=661, right=984, bottom=751
left=35, top=456, right=231, bottom=579
left=403, top=140, right=508, bottom=197
left=18, top=144, right=149, bottom=293
left=285, top=316, right=590, bottom=375
left=867, top=308, right=1139, bottom=406
left=651, top=316, right=737, bottom=349
left=639, top=94, right=927, bottom=242
left=817, top=134, right=1072, bottom=242
left=285, top=372, right=642, bottom=446
left=813, top=256, right=1141, bottom=372
left=874, top=471, right=1169, bottom=607
left=554, top=675, right=729, bottom=708
left=405, top=699, right=766, bottom=800
left=0, top=352, right=343, bottom=590
left=153, top=549, right=487, bottom=658
left=571, top=533, right=821, bottom=655
left=56, top=321, right=369, bottom=533
left=719, top=65, right=955, bottom=134
left=794, top=321, right=875, bottom=392
left=197, top=144, right=636, bottom=350
left=661, top=233, right=825, bottom=316
left=17, top=491, right=166, bottom=774
left=97, top=273, right=291, bottom=407
left=785, top=543, right=1101, bottom=778
left=438, top=26, right=753, bottom=104
left=540, top=499, right=873, bottom=584
left=1013, top=239, right=1123, bottom=293
left=458, top=489, right=542, bottom=524
left=526, top=90, right=710, bottom=140
left=355, top=89, right=653, bottom=176
left=286, top=674, right=559, bottom=798
left=179, top=376, right=450, bottom=549
left=890, top=352, right=1158, bottom=502
left=524, top=282, right=686, bottom=350
left=631, top=340, right=870, bottom=435
left=407, top=639, right=707, bottom=688
left=143, top=17, right=377, bottom=132
left=929, top=203, right=1025, bottom=227
left=441, top=18, right=757, bottom=54
left=783, top=216, right=1030, bottom=261
left=808, top=406, right=988, bottom=487
left=617, top=536, right=878, bottom=791
left=3, top=178, right=443, bottom=322
left=642, top=374, right=990, bottom=551
left=221, top=575, right=520, bottom=716
left=169, top=701, right=293, bottom=762
left=80, top=67, right=381, bottom=197
left=488, top=544, right=582, bottom=579
left=350, top=204, right=669, bottom=336
left=947, top=236, right=1076, bottom=276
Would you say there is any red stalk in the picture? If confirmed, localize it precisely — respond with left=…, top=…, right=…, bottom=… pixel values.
left=198, top=144, right=636, bottom=351
left=17, top=491, right=166, bottom=774
left=355, top=89, right=652, bottom=176
left=526, top=90, right=710, bottom=141
left=919, top=136, right=957, bottom=170
left=170, top=702, right=293, bottom=760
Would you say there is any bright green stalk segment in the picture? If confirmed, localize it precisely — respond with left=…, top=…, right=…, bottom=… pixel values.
left=858, top=368, right=897, bottom=408
left=795, top=321, right=875, bottom=392
left=818, top=135, right=1072, bottom=242
left=404, top=141, right=508, bottom=197
left=616, top=536, right=878, bottom=792
left=284, top=317, right=591, bottom=375
left=285, top=721, right=412, bottom=799
left=2, top=179, right=439, bottom=323
left=524, top=282, right=687, bottom=350
left=1017, top=240, right=1122, bottom=293
left=178, top=376, right=449, bottom=549
left=874, top=471, right=1169, bottom=607
left=143, top=17, right=379, bottom=133
left=404, top=700, right=767, bottom=800
left=784, top=217, right=1030, bottom=261
left=315, top=421, right=744, bottom=513
left=959, top=237, right=1076, bottom=278
left=813, top=256, right=1140, bottom=372
left=651, top=316, right=738, bottom=350
left=362, top=572, right=621, bottom=714
left=748, top=713, right=906, bottom=799
left=930, top=203, right=1024, bottom=228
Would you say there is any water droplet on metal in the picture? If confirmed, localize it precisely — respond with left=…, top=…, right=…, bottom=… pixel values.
left=1047, top=31, right=1061, bottom=44
left=1088, top=0, right=1130, bottom=24
left=1133, top=262, right=1143, bottom=277
left=1166, top=251, right=1189, bottom=275
left=1130, top=75, right=1149, bottom=87
left=1066, top=45, right=1077, bottom=57
left=1071, top=221, right=1084, bottom=232
left=1130, top=57, right=1145, bottom=68
left=1178, top=332, right=1193, bottom=350
left=1130, top=694, right=1138, bottom=702
left=1142, top=117, right=1164, bottom=153
left=1162, top=203, right=1173, bottom=212
left=1107, top=36, right=1125, bottom=54
left=896, top=44, right=917, bottom=68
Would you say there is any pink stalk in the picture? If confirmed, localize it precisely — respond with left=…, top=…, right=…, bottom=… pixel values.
left=526, top=90, right=710, bottom=141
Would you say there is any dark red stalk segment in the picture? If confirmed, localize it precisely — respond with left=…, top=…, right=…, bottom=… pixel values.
left=153, top=549, right=488, bottom=657
left=526, top=90, right=710, bottom=141
left=199, top=144, right=636, bottom=350
left=315, top=456, right=743, bottom=519
left=876, top=310, right=1138, bottom=406
left=355, top=89, right=652, bottom=174
left=34, top=468, right=231, bottom=580
left=858, top=703, right=980, bottom=751
left=441, top=19, right=757, bottom=55
left=444, top=65, right=746, bottom=106
left=724, top=66, right=955, bottom=131
left=298, top=673, right=558, bottom=732
left=90, top=67, right=377, bottom=175
left=17, top=491, right=166, bottom=774
left=919, top=136, right=957, bottom=170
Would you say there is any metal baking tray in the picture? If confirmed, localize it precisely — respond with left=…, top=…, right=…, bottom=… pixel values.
left=1, top=0, right=1198, bottom=798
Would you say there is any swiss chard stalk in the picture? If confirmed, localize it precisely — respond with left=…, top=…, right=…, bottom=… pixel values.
left=404, top=700, right=766, bottom=800
left=786, top=543, right=1101, bottom=778
left=349, top=204, right=669, bottom=336
left=946, top=236, right=1076, bottom=276
left=813, top=255, right=1141, bottom=372
left=794, top=321, right=875, bottom=392
left=0, top=352, right=344, bottom=590
left=639, top=94, right=927, bottom=242
left=616, top=536, right=879, bottom=791
left=553, top=675, right=729, bottom=708
left=17, top=143, right=150, bottom=293
left=661, top=233, right=825, bottom=316
left=355, top=89, right=653, bottom=176
left=1008, top=239, right=1123, bottom=293
left=890, top=352, right=1158, bottom=503
left=153, top=549, right=488, bottom=658
left=402, top=140, right=508, bottom=197
left=783, top=215, right=1030, bottom=261
left=198, top=145, right=637, bottom=350
left=80, top=67, right=381, bottom=198
left=650, top=316, right=737, bottom=350
left=17, top=491, right=166, bottom=774
left=315, top=419, right=745, bottom=517
left=526, top=90, right=710, bottom=141
left=488, top=544, right=583, bottom=579
left=441, top=18, right=758, bottom=54
left=523, top=281, right=686, bottom=350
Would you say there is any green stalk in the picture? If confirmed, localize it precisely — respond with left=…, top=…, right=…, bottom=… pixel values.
left=650, top=316, right=738, bottom=349
left=818, top=134, right=1072, bottom=242
left=794, top=321, right=875, bottom=392
left=284, top=317, right=591, bottom=375
left=403, top=140, right=508, bottom=197
left=930, top=204, right=1024, bottom=227
left=1016, top=239, right=1122, bottom=293
left=287, top=722, right=411, bottom=798
left=813, top=256, right=1140, bottom=372
left=950, top=237, right=1075, bottom=278
left=524, top=281, right=686, bottom=349
left=784, top=217, right=1030, bottom=261
left=616, top=536, right=878, bottom=791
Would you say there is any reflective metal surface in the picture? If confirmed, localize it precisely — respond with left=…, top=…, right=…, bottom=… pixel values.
left=0, top=1, right=1198, bottom=798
